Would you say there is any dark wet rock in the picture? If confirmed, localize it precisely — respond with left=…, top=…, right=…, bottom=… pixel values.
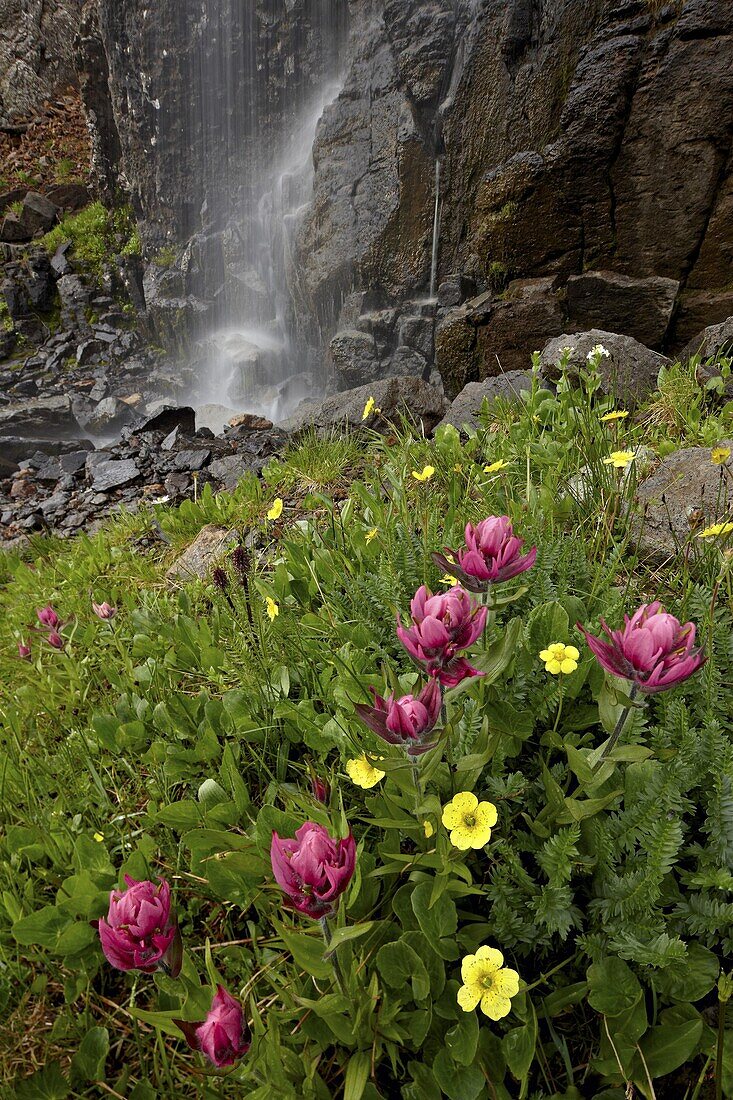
left=59, top=450, right=90, bottom=476
left=83, top=397, right=136, bottom=435
left=565, top=271, right=679, bottom=350
left=91, top=458, right=141, bottom=491
left=329, top=329, right=381, bottom=389
left=35, top=457, right=64, bottom=483
left=438, top=275, right=475, bottom=309
left=634, top=441, right=733, bottom=561
left=0, top=213, right=29, bottom=243
left=387, top=345, right=427, bottom=378
left=681, top=315, right=733, bottom=363
left=0, top=326, right=17, bottom=358
left=172, top=449, right=211, bottom=471
left=281, top=377, right=448, bottom=436
left=208, top=454, right=253, bottom=490
left=539, top=330, right=670, bottom=407
left=40, top=491, right=71, bottom=516
left=0, top=395, right=82, bottom=439
left=76, top=339, right=102, bottom=366
left=45, top=184, right=91, bottom=213
left=20, top=192, right=58, bottom=235
left=137, top=405, right=196, bottom=435
left=435, top=371, right=547, bottom=434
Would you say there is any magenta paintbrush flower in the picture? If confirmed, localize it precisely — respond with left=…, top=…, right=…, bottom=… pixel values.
left=98, top=875, right=181, bottom=975
left=92, top=601, right=117, bottom=620
left=578, top=602, right=705, bottom=694
left=355, top=678, right=442, bottom=754
left=271, top=822, right=356, bottom=919
left=196, top=986, right=250, bottom=1067
left=433, top=516, right=537, bottom=593
left=17, top=641, right=31, bottom=659
left=37, top=605, right=60, bottom=629
left=46, top=630, right=64, bottom=650
left=396, top=584, right=487, bottom=687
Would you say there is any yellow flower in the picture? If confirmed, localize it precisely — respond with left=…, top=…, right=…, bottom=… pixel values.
left=266, top=597, right=279, bottom=621
left=600, top=410, right=629, bottom=423
left=441, top=791, right=497, bottom=850
left=362, top=396, right=380, bottom=420
left=483, top=460, right=509, bottom=474
left=365, top=527, right=378, bottom=543
left=539, top=642, right=579, bottom=675
left=93, top=832, right=105, bottom=843
left=457, top=946, right=520, bottom=1020
left=346, top=755, right=385, bottom=789
left=453, top=464, right=463, bottom=473
left=267, top=497, right=283, bottom=520
left=412, top=465, right=435, bottom=482
left=439, top=573, right=459, bottom=587
left=697, top=522, right=733, bottom=539
left=423, top=820, right=434, bottom=838
left=711, top=446, right=731, bottom=466
left=603, top=450, right=635, bottom=469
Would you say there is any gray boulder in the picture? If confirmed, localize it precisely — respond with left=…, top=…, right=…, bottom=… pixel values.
left=0, top=395, right=83, bottom=439
left=280, top=377, right=448, bottom=437
left=540, top=330, right=670, bottom=407
left=434, top=371, right=544, bottom=434
left=681, top=315, right=733, bottom=363
left=91, top=459, right=141, bottom=492
left=20, top=192, right=58, bottom=235
left=83, top=397, right=137, bottom=436
left=634, top=442, right=733, bottom=561
left=329, top=329, right=381, bottom=390
left=565, top=271, right=679, bottom=349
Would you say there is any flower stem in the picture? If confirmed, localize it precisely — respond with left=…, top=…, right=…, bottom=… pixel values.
left=596, top=683, right=639, bottom=764
left=319, top=916, right=346, bottom=996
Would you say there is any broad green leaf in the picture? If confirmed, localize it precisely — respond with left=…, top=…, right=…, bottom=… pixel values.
left=14, top=1061, right=69, bottom=1099
left=562, top=790, right=622, bottom=822
left=587, top=957, right=642, bottom=1017
left=70, top=1027, right=109, bottom=1084
left=503, top=1008, right=537, bottom=1081
left=274, top=920, right=332, bottom=980
left=446, top=1009, right=479, bottom=1066
left=12, top=906, right=70, bottom=948
left=634, top=1018, right=703, bottom=1083
left=411, top=881, right=458, bottom=942
left=652, top=942, right=719, bottom=1003
left=327, top=921, right=376, bottom=952
left=433, top=1049, right=485, bottom=1100
left=155, top=800, right=203, bottom=830
left=375, top=940, right=430, bottom=1002
left=344, top=1051, right=371, bottom=1100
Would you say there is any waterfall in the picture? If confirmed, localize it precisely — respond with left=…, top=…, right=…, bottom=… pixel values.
left=180, top=1, right=348, bottom=429
left=429, top=158, right=442, bottom=301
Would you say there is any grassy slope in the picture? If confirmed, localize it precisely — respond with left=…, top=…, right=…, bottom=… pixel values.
left=1, top=365, right=732, bottom=1098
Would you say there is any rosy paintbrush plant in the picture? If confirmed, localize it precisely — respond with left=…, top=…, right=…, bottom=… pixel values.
left=397, top=584, right=487, bottom=687
left=270, top=822, right=356, bottom=920
left=98, top=875, right=181, bottom=976
left=176, top=986, right=250, bottom=1068
left=432, top=516, right=536, bottom=593
left=354, top=677, right=442, bottom=754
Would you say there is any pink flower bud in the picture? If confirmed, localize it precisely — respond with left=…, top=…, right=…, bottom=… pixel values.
left=433, top=516, right=536, bottom=593
left=578, top=602, right=705, bottom=695
left=355, top=678, right=441, bottom=754
left=37, top=605, right=60, bottom=629
left=309, top=772, right=330, bottom=804
left=195, top=986, right=250, bottom=1067
left=396, top=584, right=486, bottom=687
left=92, top=601, right=117, bottom=620
left=98, top=875, right=180, bottom=974
left=270, top=822, right=356, bottom=919
left=46, top=630, right=64, bottom=650
left=17, top=641, right=31, bottom=659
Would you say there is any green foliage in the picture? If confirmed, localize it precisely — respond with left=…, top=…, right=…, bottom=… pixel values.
left=41, top=202, right=139, bottom=278
left=1, top=370, right=732, bottom=1096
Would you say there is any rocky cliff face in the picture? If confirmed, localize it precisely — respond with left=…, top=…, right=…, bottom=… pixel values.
left=80, top=0, right=733, bottom=392
left=0, top=0, right=82, bottom=126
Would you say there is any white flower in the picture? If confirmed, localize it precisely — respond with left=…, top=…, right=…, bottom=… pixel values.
left=587, top=344, right=610, bottom=361
left=560, top=345, right=575, bottom=356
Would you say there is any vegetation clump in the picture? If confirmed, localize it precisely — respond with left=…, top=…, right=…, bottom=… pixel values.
left=41, top=202, right=139, bottom=278
left=1, top=361, right=733, bottom=1098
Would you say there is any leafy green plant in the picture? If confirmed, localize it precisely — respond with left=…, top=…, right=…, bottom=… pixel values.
left=41, top=202, right=140, bottom=278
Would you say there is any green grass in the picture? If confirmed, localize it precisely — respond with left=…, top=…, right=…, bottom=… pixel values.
left=1, top=366, right=733, bottom=1097
left=41, top=202, right=139, bottom=277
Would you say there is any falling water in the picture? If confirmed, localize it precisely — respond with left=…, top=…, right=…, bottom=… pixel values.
left=429, top=158, right=442, bottom=301
left=177, top=0, right=349, bottom=428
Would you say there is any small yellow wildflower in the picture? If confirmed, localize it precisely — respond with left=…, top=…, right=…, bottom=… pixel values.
left=454, top=464, right=463, bottom=473
left=600, top=410, right=629, bottom=423
left=457, top=946, right=520, bottom=1020
left=603, top=450, right=635, bottom=469
left=346, top=755, right=385, bottom=789
left=539, top=642, right=579, bottom=675
left=362, top=396, right=380, bottom=420
left=711, top=446, right=731, bottom=466
left=266, top=597, right=279, bottom=621
left=93, top=833, right=105, bottom=843
left=423, top=820, right=434, bottom=838
left=365, top=527, right=378, bottom=543
left=439, top=573, right=460, bottom=587
left=441, top=791, right=497, bottom=850
left=483, top=460, right=510, bottom=474
left=412, top=465, right=435, bottom=482
left=697, top=521, right=733, bottom=539
left=267, top=497, right=283, bottom=520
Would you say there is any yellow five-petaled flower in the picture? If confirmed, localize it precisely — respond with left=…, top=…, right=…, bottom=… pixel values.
left=362, top=396, right=380, bottom=421
left=365, top=527, right=378, bottom=543
left=441, top=791, right=497, bottom=850
left=711, top=445, right=731, bottom=466
left=346, top=755, right=385, bottom=789
left=697, top=521, right=733, bottom=540
left=266, top=597, right=279, bottom=622
left=603, top=450, right=635, bottom=469
left=457, top=946, right=520, bottom=1020
left=600, top=410, right=629, bottom=423
left=483, top=460, right=509, bottom=474
left=267, top=497, right=283, bottom=520
left=412, top=465, right=435, bottom=482
left=539, top=642, right=579, bottom=675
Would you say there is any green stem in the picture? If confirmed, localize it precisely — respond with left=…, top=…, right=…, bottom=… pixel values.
left=522, top=952, right=578, bottom=993
left=319, top=916, right=346, bottom=996
left=716, top=999, right=726, bottom=1100
left=595, top=683, right=639, bottom=765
